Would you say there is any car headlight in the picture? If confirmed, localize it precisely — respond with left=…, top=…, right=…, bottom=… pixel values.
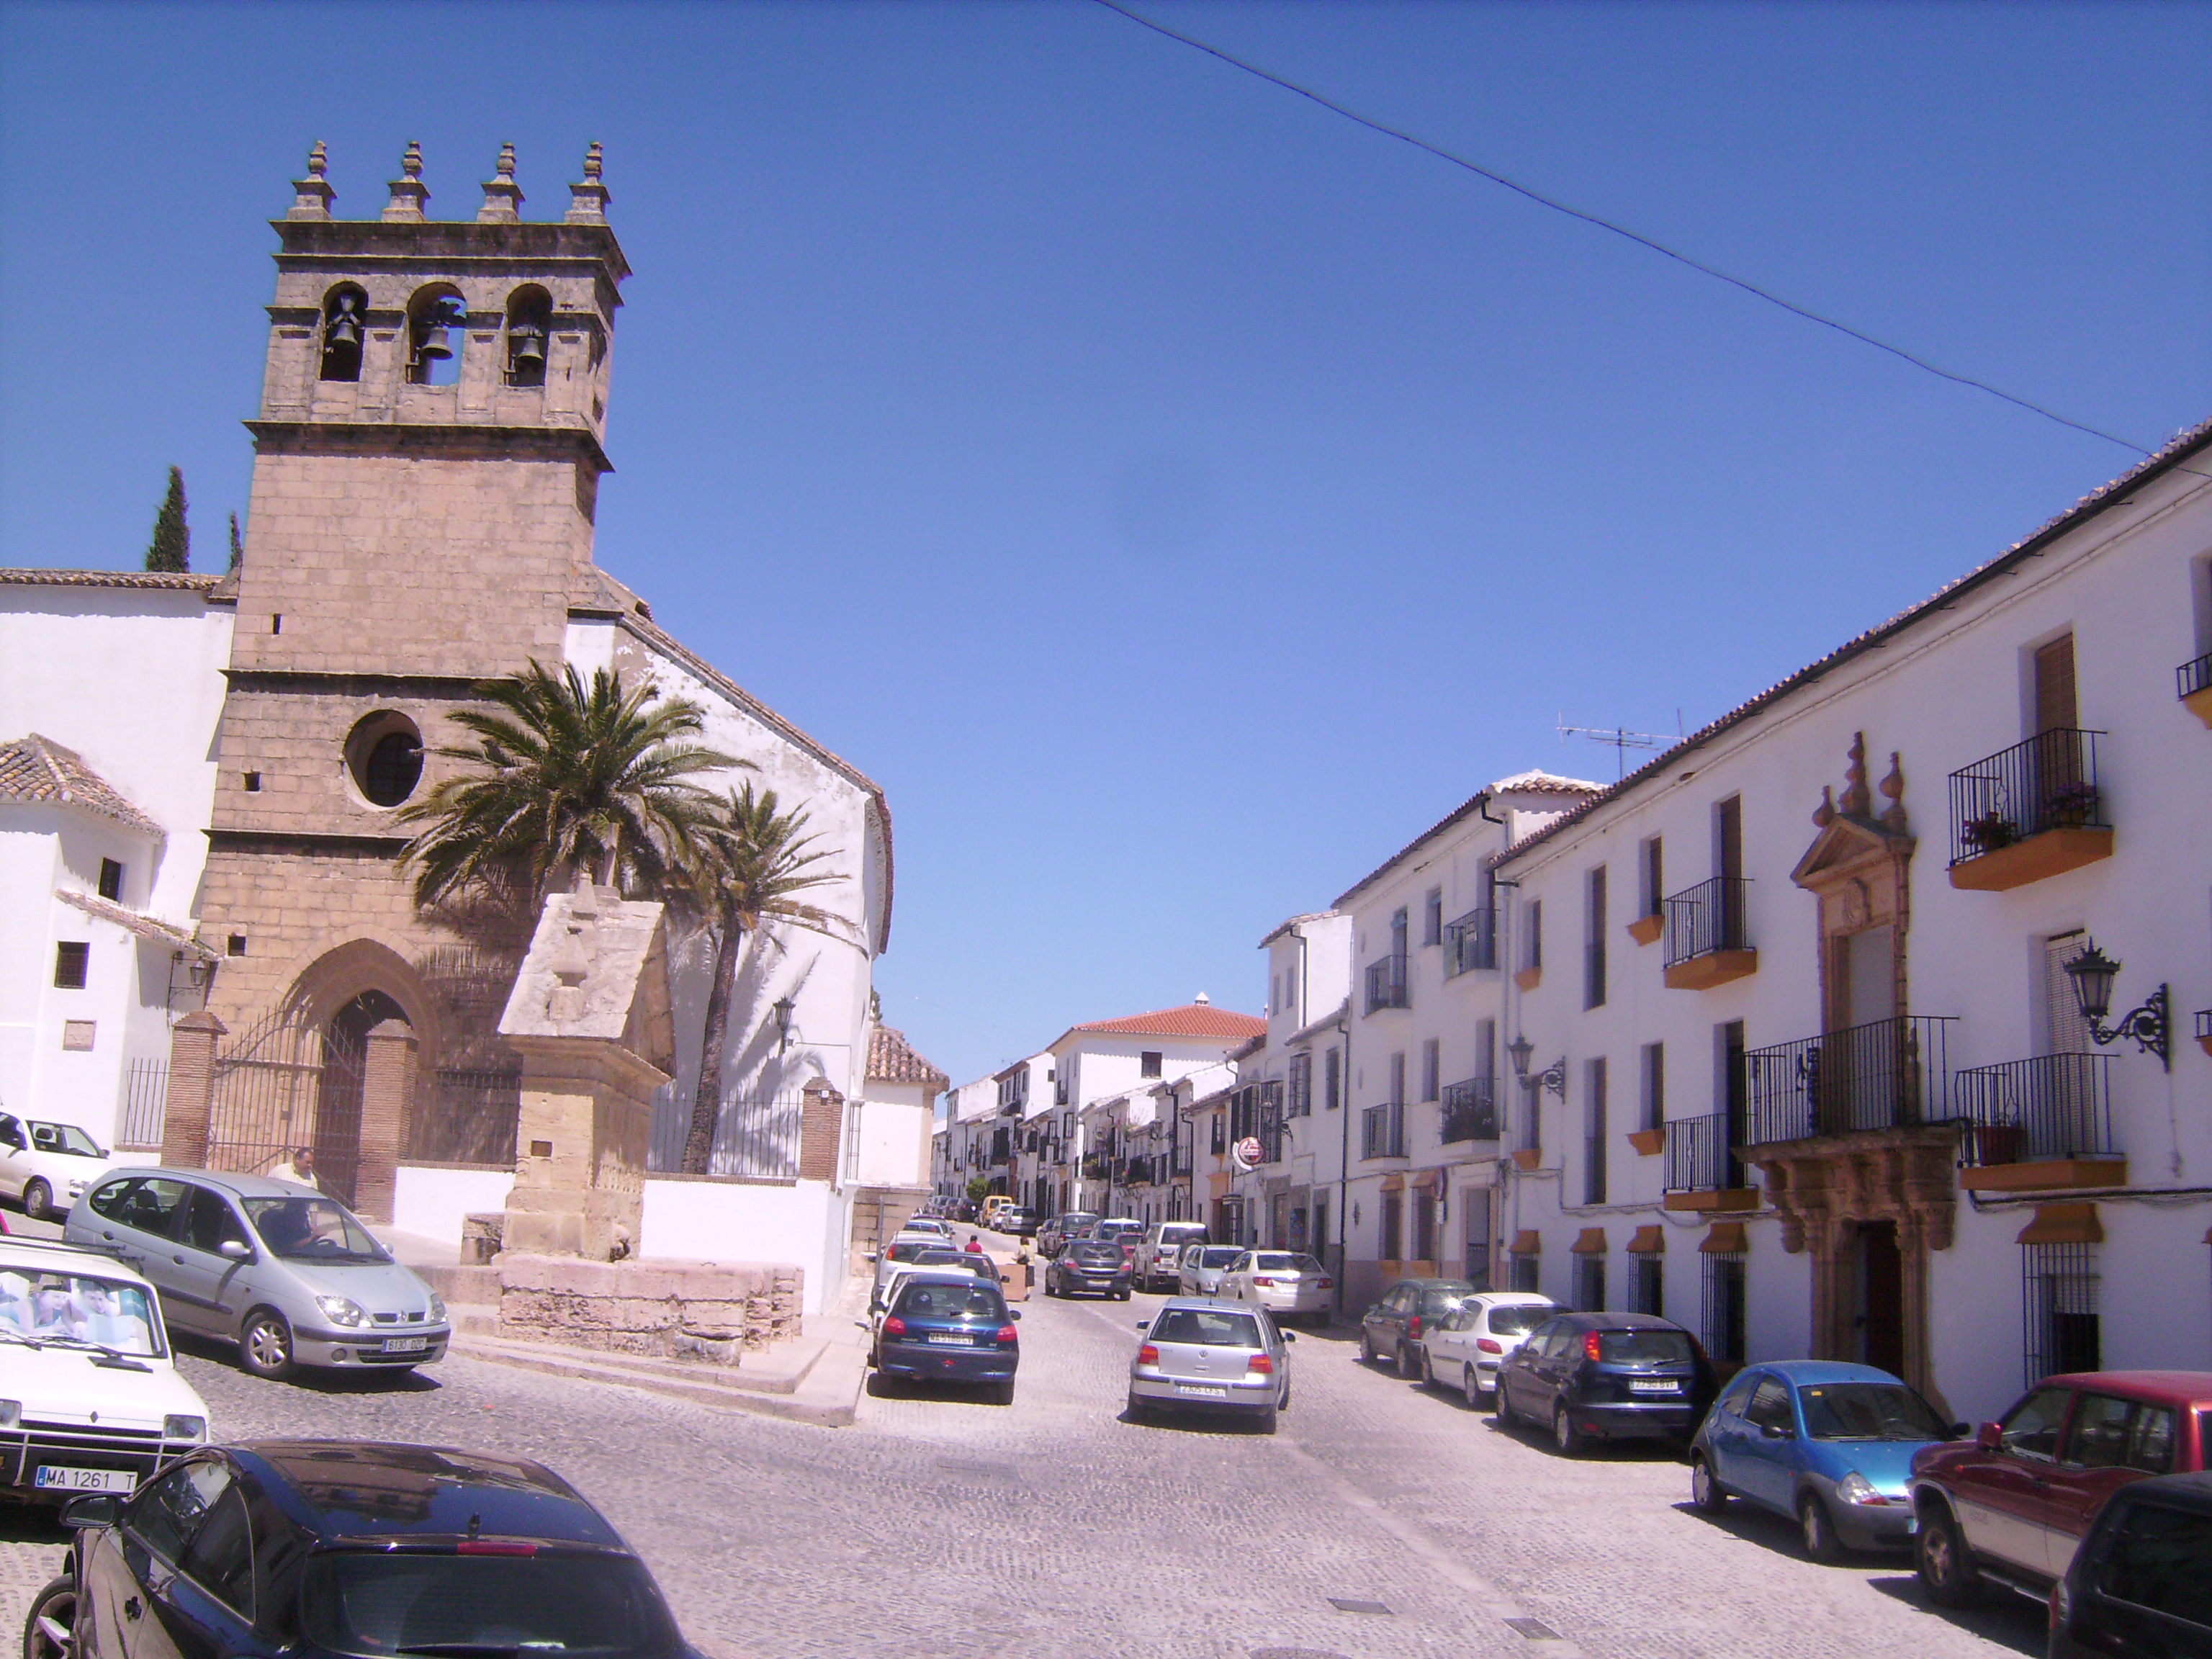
left=429, top=1293, right=447, bottom=1323
left=1835, top=1472, right=1881, bottom=1506
left=0, top=1400, right=19, bottom=1430
left=315, top=1295, right=369, bottom=1328
left=163, top=1415, right=206, bottom=1442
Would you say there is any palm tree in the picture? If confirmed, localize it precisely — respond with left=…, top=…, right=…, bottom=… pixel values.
left=680, top=783, right=850, bottom=1175
left=397, top=660, right=734, bottom=909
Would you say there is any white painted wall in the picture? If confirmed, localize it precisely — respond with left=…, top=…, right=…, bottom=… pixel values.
left=639, top=1177, right=839, bottom=1313
left=392, top=1165, right=516, bottom=1244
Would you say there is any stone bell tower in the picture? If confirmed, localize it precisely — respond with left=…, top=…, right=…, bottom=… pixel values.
left=197, top=141, right=631, bottom=1090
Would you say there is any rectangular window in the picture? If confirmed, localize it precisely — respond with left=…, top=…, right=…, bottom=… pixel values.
left=1285, top=959, right=1298, bottom=1015
left=1575, top=1254, right=1606, bottom=1313
left=1511, top=1254, right=1540, bottom=1295
left=1420, top=1039, right=1440, bottom=1103
left=1632, top=1255, right=1663, bottom=1316
left=1389, top=1051, right=1406, bottom=1106
left=1586, top=866, right=1607, bottom=1008
left=1423, top=887, right=1443, bottom=947
left=1391, top=907, right=1408, bottom=956
left=1323, top=1046, right=1341, bottom=1111
left=1476, top=1017, right=1496, bottom=1083
left=1287, top=1051, right=1312, bottom=1118
left=1640, top=836, right=1663, bottom=919
left=2033, top=631, right=2078, bottom=734
left=97, top=858, right=125, bottom=902
left=1584, top=1058, right=1608, bottom=1205
left=1463, top=1187, right=1493, bottom=1290
left=1272, top=974, right=1282, bottom=1015
left=1412, top=1192, right=1437, bottom=1262
left=1380, top=1190, right=1403, bottom=1262
left=1701, top=1252, right=1747, bottom=1364
left=1641, top=1041, right=1665, bottom=1132
left=1526, top=900, right=1543, bottom=971
left=2024, top=1241, right=2100, bottom=1386
left=53, top=942, right=90, bottom=989
left=1140, top=1051, right=1162, bottom=1079
left=1716, top=796, right=1744, bottom=884
left=1210, top=1114, right=1224, bottom=1155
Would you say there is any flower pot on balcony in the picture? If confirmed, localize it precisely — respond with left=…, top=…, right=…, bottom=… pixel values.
left=2043, top=785, right=2100, bottom=830
left=1962, top=812, right=2019, bottom=853
left=1972, top=1123, right=2026, bottom=1166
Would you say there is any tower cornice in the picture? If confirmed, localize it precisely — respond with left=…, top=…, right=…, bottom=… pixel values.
left=243, top=419, right=613, bottom=477
left=269, top=217, right=630, bottom=285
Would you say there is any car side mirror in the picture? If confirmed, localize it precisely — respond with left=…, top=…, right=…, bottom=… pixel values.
left=1951, top=1422, right=1972, bottom=1440
left=1759, top=1421, right=1793, bottom=1441
left=1977, top=1421, right=2003, bottom=1451
left=1134, top=1320, right=1148, bottom=1331
left=60, top=1493, right=121, bottom=1530
left=218, top=1239, right=252, bottom=1261
left=1282, top=1331, right=1298, bottom=1343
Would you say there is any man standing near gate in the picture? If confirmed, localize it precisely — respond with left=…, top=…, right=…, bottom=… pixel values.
left=269, top=1146, right=323, bottom=1193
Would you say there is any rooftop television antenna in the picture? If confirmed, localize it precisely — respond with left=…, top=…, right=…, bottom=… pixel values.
left=1557, top=713, right=1681, bottom=781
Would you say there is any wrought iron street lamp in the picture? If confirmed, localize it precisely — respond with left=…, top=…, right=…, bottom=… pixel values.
left=1508, top=1032, right=1568, bottom=1100
left=772, top=994, right=797, bottom=1056
left=2062, top=940, right=2169, bottom=1071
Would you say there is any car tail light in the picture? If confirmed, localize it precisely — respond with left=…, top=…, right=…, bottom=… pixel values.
left=1317, top=1277, right=1333, bottom=1289
left=1247, top=1353, right=1274, bottom=1374
left=1476, top=1337, right=1503, bottom=1354
left=1137, top=1344, right=1159, bottom=1366
left=1408, top=1315, right=1424, bottom=1339
left=996, top=1325, right=1019, bottom=1344
left=883, top=1316, right=907, bottom=1336
left=1253, top=1277, right=1278, bottom=1287
left=1583, top=1331, right=1604, bottom=1362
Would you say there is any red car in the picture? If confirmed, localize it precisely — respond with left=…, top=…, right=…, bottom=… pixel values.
left=1910, top=1371, right=2212, bottom=1609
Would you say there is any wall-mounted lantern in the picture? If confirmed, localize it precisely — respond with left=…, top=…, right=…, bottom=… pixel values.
left=772, top=994, right=796, bottom=1056
left=2062, top=940, right=2169, bottom=1071
left=1507, top=1032, right=1568, bottom=1100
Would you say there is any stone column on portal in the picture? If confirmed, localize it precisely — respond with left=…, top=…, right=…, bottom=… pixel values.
left=160, top=1010, right=227, bottom=1169
left=799, top=1078, right=845, bottom=1182
left=354, top=1019, right=418, bottom=1223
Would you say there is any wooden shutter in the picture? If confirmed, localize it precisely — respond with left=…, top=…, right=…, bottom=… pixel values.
left=2034, top=634, right=2077, bottom=734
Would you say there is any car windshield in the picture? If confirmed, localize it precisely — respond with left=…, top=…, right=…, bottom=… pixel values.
left=1097, top=1223, right=1141, bottom=1238
left=28, top=1123, right=102, bottom=1157
left=0, top=1268, right=161, bottom=1356
left=1486, top=1305, right=1550, bottom=1337
left=240, top=1197, right=390, bottom=1263
left=1799, top=1382, right=1951, bottom=1442
left=1597, top=1329, right=1696, bottom=1367
left=1197, top=1248, right=1241, bottom=1268
left=299, top=1549, right=683, bottom=1659
left=894, top=1282, right=1008, bottom=1322
left=1151, top=1308, right=1262, bottom=1348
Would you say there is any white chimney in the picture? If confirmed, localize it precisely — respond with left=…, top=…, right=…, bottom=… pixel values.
left=1194, top=992, right=1210, bottom=1004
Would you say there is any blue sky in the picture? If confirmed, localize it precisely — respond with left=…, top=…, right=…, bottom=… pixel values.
left=3, top=2, right=2206, bottom=1090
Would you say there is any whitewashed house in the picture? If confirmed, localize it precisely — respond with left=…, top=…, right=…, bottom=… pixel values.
left=1493, top=419, right=2212, bottom=1424
left=935, top=1074, right=1001, bottom=1201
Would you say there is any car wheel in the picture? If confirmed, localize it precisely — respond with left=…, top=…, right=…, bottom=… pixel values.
left=1396, top=1341, right=1417, bottom=1381
left=994, top=1380, right=1016, bottom=1406
left=1125, top=1392, right=1147, bottom=1422
left=1463, top=1364, right=1483, bottom=1410
left=1418, top=1346, right=1436, bottom=1387
left=1278, top=1380, right=1291, bottom=1413
left=1799, top=1493, right=1844, bottom=1563
left=1915, top=1503, right=1981, bottom=1607
left=1257, top=1405, right=1279, bottom=1435
left=240, top=1306, right=296, bottom=1380
left=1117, top=1287, right=1131, bottom=1302
left=1495, top=1381, right=1516, bottom=1426
left=24, top=1573, right=76, bottom=1659
left=1552, top=1402, right=1585, bottom=1457
left=21, top=1180, right=53, bottom=1223
left=1690, top=1454, right=1730, bottom=1514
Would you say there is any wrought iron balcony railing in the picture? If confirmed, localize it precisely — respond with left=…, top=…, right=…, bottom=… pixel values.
left=1953, top=1053, right=2116, bottom=1166
left=1364, top=953, right=1410, bottom=1013
left=1663, top=1112, right=1753, bottom=1193
left=1440, top=1077, right=1499, bottom=1143
left=1444, top=907, right=1497, bottom=976
left=1948, top=727, right=2107, bottom=866
left=1743, top=1015, right=1956, bottom=1144
left=2180, top=652, right=2212, bottom=703
left=1663, top=876, right=1753, bottom=968
left=1360, top=1102, right=1405, bottom=1159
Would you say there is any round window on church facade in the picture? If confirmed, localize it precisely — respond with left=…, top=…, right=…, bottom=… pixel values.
left=344, top=712, right=424, bottom=809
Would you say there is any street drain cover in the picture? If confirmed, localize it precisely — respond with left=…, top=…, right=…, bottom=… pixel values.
left=935, top=1458, right=1016, bottom=1478
left=1505, top=1617, right=1563, bottom=1640
left=1326, top=1599, right=1391, bottom=1616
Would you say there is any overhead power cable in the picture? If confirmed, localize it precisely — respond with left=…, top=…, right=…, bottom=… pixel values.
left=1094, top=0, right=2160, bottom=459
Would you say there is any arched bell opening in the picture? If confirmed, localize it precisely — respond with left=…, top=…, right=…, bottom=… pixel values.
left=319, top=284, right=368, bottom=382
left=504, top=284, right=552, bottom=388
left=405, top=284, right=466, bottom=386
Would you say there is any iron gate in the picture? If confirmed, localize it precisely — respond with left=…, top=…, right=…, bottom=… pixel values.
left=208, top=1010, right=364, bottom=1205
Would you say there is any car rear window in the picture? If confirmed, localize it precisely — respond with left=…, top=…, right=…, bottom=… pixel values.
left=2098, top=1501, right=2212, bottom=1632
left=1197, top=1248, right=1241, bottom=1268
left=1799, top=1383, right=1950, bottom=1442
left=300, top=1550, right=683, bottom=1659
left=1071, top=1243, right=1122, bottom=1262
left=1485, top=1305, right=1550, bottom=1337
left=894, top=1281, right=1009, bottom=1321
left=1151, top=1308, right=1263, bottom=1349
left=1597, top=1329, right=1695, bottom=1366
left=1420, top=1287, right=1475, bottom=1316
left=1254, top=1254, right=1300, bottom=1272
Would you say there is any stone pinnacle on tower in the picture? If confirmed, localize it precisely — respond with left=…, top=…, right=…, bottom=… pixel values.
left=383, top=140, right=428, bottom=222
left=478, top=142, right=523, bottom=224
left=565, top=141, right=609, bottom=225
left=287, top=140, right=334, bottom=221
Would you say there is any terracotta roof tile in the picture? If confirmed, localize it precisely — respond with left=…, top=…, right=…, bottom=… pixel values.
left=1070, top=1002, right=1266, bottom=1040
left=54, top=889, right=215, bottom=958
left=0, top=567, right=218, bottom=592
left=866, top=1025, right=949, bottom=1089
left=0, top=734, right=163, bottom=837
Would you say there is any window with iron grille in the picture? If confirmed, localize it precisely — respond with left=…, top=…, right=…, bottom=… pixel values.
left=53, top=942, right=90, bottom=990
left=97, top=858, right=125, bottom=902
left=1141, top=1051, right=1162, bottom=1079
left=1511, top=1254, right=1540, bottom=1294
left=2023, top=1242, right=2100, bottom=1386
left=1701, top=1252, right=1746, bottom=1364
left=1288, top=1051, right=1312, bottom=1118
left=1575, top=1254, right=1606, bottom=1313
left=1632, top=1256, right=1663, bottom=1316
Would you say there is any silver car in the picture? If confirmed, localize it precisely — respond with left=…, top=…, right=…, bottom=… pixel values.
left=1217, top=1249, right=1334, bottom=1323
left=1177, top=1244, right=1243, bottom=1297
left=1126, top=1298, right=1294, bottom=1432
left=65, top=1169, right=450, bottom=1380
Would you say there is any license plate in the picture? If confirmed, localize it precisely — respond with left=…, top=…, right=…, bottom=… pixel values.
left=1176, top=1384, right=1228, bottom=1399
left=1629, top=1378, right=1679, bottom=1393
left=35, top=1467, right=135, bottom=1494
left=925, top=1333, right=969, bottom=1347
left=382, top=1336, right=429, bottom=1354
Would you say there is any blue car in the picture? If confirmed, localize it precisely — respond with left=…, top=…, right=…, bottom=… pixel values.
left=1687, top=1359, right=1965, bottom=1560
left=873, top=1274, right=1022, bottom=1403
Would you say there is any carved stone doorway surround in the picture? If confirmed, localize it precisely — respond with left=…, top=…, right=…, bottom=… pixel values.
left=1755, top=734, right=1959, bottom=1414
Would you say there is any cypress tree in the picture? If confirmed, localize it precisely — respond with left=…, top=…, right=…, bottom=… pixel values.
left=228, top=511, right=243, bottom=570
left=144, top=467, right=189, bottom=572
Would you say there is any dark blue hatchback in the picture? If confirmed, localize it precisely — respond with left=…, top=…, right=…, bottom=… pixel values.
left=875, top=1276, right=1022, bottom=1403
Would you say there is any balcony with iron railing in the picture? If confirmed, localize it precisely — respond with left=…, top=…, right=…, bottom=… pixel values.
left=1743, top=1015, right=1956, bottom=1145
left=1948, top=727, right=2111, bottom=891
left=1663, top=876, right=1756, bottom=990
left=1439, top=1077, right=1499, bottom=1143
left=1364, top=953, right=1410, bottom=1013
left=1444, top=907, right=1497, bottom=977
left=1662, top=1112, right=1757, bottom=1212
left=2180, top=651, right=2212, bottom=727
left=1954, top=1053, right=2123, bottom=1192
left=1360, top=1102, right=1406, bottom=1160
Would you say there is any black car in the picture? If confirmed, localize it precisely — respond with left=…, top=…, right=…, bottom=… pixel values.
left=2049, top=1470, right=2212, bottom=1658
left=1495, top=1310, right=1718, bottom=1455
left=1047, top=1239, right=1133, bottom=1300
left=873, top=1276, right=1021, bottom=1402
left=1359, top=1279, right=1478, bottom=1379
left=27, top=1440, right=696, bottom=1659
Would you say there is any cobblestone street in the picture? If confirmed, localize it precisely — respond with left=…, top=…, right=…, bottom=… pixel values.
left=0, top=1273, right=2049, bottom=1659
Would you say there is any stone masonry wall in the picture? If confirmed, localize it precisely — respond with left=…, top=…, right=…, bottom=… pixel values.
left=497, top=1254, right=803, bottom=1361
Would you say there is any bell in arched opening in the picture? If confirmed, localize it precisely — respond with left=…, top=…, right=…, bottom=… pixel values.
left=407, top=293, right=465, bottom=385
left=504, top=285, right=552, bottom=388
left=320, top=287, right=366, bottom=382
